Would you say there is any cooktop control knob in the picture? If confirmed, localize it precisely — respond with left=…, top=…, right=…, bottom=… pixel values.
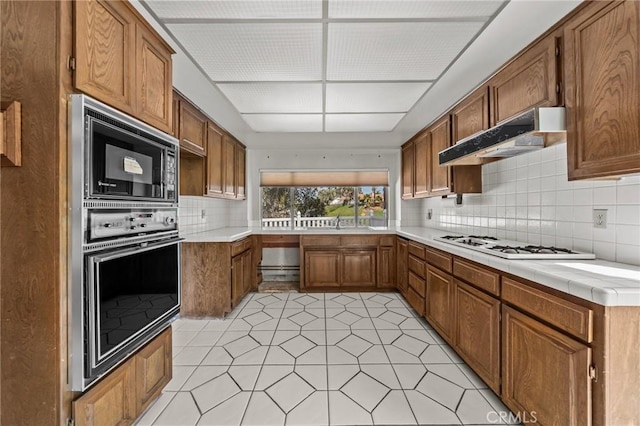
left=165, top=217, right=176, bottom=225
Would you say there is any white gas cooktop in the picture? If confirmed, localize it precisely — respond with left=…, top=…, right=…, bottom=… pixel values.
left=434, top=235, right=596, bottom=260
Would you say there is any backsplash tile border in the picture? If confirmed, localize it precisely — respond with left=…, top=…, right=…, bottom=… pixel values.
left=403, top=143, right=640, bottom=266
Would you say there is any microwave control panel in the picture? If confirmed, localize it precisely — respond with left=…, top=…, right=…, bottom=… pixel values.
left=88, top=209, right=178, bottom=241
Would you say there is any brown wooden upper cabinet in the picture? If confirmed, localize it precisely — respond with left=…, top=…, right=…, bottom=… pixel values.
left=489, top=31, right=561, bottom=125
left=564, top=0, right=640, bottom=180
left=175, top=92, right=247, bottom=200
left=206, top=122, right=224, bottom=196
left=74, top=0, right=174, bottom=134
left=401, top=143, right=415, bottom=200
left=178, top=95, right=208, bottom=156
left=401, top=115, right=481, bottom=199
left=451, top=86, right=491, bottom=143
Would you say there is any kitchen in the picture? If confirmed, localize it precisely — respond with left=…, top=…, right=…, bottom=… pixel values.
left=0, top=2, right=640, bottom=424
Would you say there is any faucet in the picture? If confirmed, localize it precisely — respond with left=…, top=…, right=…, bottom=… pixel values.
left=335, top=215, right=341, bottom=230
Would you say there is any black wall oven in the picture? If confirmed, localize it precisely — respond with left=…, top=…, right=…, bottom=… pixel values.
left=69, top=95, right=181, bottom=391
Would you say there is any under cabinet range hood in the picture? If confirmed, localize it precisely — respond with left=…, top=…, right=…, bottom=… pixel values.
left=439, top=107, right=566, bottom=166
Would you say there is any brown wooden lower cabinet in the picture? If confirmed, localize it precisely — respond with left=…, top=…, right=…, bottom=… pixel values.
left=396, top=238, right=408, bottom=295
left=181, top=237, right=257, bottom=317
left=342, top=249, right=376, bottom=287
left=73, top=327, right=172, bottom=426
left=502, top=306, right=591, bottom=426
left=453, top=279, right=500, bottom=394
left=300, top=235, right=394, bottom=291
left=304, top=250, right=341, bottom=288
left=425, top=265, right=454, bottom=344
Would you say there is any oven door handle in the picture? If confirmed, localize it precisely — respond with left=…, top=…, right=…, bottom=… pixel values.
left=92, top=237, right=183, bottom=263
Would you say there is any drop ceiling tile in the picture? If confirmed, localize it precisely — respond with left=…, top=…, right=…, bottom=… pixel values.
left=242, top=114, right=323, bottom=132
left=327, top=22, right=484, bottom=80
left=328, top=0, right=504, bottom=19
left=218, top=83, right=322, bottom=113
left=148, top=0, right=323, bottom=19
left=167, top=23, right=322, bottom=81
left=326, top=82, right=431, bottom=113
left=325, top=114, right=405, bottom=132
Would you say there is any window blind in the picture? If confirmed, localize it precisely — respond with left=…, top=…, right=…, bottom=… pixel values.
left=260, top=170, right=389, bottom=187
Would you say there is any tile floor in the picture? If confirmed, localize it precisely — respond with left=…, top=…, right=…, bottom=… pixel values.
left=136, top=292, right=519, bottom=426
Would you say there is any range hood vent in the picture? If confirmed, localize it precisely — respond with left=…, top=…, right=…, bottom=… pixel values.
left=439, top=107, right=566, bottom=166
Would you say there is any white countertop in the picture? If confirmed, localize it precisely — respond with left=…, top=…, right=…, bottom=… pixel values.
left=181, top=226, right=640, bottom=306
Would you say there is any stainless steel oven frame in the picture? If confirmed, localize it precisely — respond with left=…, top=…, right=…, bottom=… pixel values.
left=69, top=94, right=179, bottom=204
left=84, top=237, right=181, bottom=385
left=68, top=94, right=181, bottom=391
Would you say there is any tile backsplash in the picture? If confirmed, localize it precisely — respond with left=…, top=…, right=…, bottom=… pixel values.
left=402, top=143, right=640, bottom=266
left=179, top=196, right=248, bottom=235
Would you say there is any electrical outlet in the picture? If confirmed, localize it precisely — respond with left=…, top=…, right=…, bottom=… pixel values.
left=427, top=209, right=433, bottom=220
left=593, top=209, right=607, bottom=228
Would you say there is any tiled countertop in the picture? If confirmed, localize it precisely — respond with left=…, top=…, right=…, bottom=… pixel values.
left=181, top=226, right=640, bottom=306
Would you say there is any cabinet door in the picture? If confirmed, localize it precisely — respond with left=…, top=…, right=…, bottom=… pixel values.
left=242, top=249, right=253, bottom=295
left=135, top=328, right=172, bottom=415
left=73, top=360, right=136, bottom=426
left=342, top=249, right=377, bottom=287
left=378, top=245, right=395, bottom=289
left=401, top=143, right=415, bottom=199
left=425, top=265, right=454, bottom=343
left=414, top=133, right=430, bottom=198
left=223, top=135, right=236, bottom=198
left=135, top=23, right=172, bottom=133
left=428, top=117, right=452, bottom=196
left=396, top=239, right=408, bottom=295
left=304, top=250, right=341, bottom=288
left=502, top=306, right=592, bottom=426
left=491, top=32, right=560, bottom=124
left=454, top=279, right=500, bottom=393
left=565, top=1, right=640, bottom=180
left=452, top=86, right=490, bottom=142
left=74, top=0, right=136, bottom=115
left=235, top=143, right=246, bottom=200
left=206, top=123, right=224, bottom=196
left=231, top=253, right=244, bottom=307
left=179, top=100, right=207, bottom=156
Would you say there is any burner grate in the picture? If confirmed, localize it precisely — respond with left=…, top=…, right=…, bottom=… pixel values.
left=468, top=235, right=499, bottom=241
left=441, top=235, right=464, bottom=240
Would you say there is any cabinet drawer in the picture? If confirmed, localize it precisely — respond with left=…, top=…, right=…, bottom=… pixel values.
left=301, top=236, right=340, bottom=247
left=408, top=255, right=425, bottom=278
left=426, top=247, right=452, bottom=273
left=408, top=242, right=426, bottom=260
left=502, top=277, right=593, bottom=343
left=262, top=234, right=300, bottom=248
left=341, top=235, right=379, bottom=246
left=406, top=286, right=424, bottom=315
left=453, top=258, right=500, bottom=296
left=408, top=271, right=426, bottom=297
left=231, top=237, right=252, bottom=257
left=380, top=236, right=395, bottom=247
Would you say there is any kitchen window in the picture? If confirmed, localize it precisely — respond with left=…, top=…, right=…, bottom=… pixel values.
left=260, top=170, right=389, bottom=230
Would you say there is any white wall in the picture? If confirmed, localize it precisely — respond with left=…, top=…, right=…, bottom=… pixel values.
left=247, top=149, right=401, bottom=227
left=402, top=143, right=640, bottom=266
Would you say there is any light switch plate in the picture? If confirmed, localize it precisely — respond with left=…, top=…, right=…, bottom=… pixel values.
left=593, top=209, right=607, bottom=228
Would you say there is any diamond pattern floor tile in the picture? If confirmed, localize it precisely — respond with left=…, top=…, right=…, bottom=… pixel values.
left=198, top=392, right=251, bottom=426
left=143, top=292, right=516, bottom=426
left=191, top=373, right=241, bottom=412
left=337, top=334, right=373, bottom=357
left=341, top=371, right=390, bottom=411
left=372, top=390, right=417, bottom=425
left=416, top=371, right=465, bottom=411
left=241, top=392, right=285, bottom=426
left=328, top=391, right=373, bottom=426
left=286, top=391, right=328, bottom=426
left=266, top=372, right=314, bottom=412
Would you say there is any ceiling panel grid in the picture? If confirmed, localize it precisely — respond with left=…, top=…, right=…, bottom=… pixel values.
left=145, top=0, right=507, bottom=133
